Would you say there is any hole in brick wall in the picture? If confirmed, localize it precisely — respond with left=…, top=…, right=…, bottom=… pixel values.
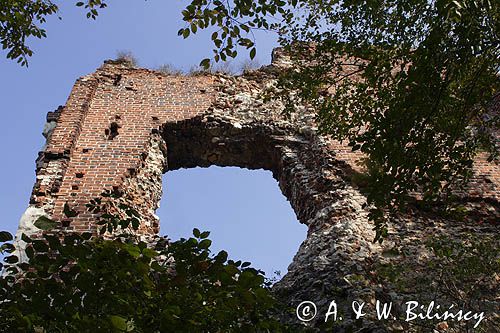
left=82, top=148, right=91, bottom=153
left=75, top=173, right=84, bottom=178
left=152, top=116, right=159, bottom=121
left=158, top=166, right=306, bottom=281
left=105, top=122, right=120, bottom=140
left=112, top=186, right=122, bottom=197
left=72, top=185, right=79, bottom=190
left=113, top=74, right=122, bottom=86
left=115, top=115, right=121, bottom=120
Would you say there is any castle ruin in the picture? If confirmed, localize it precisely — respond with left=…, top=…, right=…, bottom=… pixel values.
left=17, top=50, right=499, bottom=331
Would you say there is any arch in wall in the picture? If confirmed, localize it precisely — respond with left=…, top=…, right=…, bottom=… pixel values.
left=85, top=96, right=379, bottom=328
left=116, top=112, right=380, bottom=324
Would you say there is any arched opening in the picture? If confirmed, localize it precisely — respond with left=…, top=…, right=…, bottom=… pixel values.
left=148, top=111, right=372, bottom=302
left=154, top=115, right=318, bottom=280
left=157, top=166, right=307, bottom=278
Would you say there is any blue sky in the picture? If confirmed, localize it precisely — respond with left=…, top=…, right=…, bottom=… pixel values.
left=0, top=1, right=306, bottom=277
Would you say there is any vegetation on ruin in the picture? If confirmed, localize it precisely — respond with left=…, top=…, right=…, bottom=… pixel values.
left=372, top=234, right=500, bottom=332
left=2, top=0, right=498, bottom=240
left=177, top=0, right=500, bottom=240
left=1, top=209, right=498, bottom=331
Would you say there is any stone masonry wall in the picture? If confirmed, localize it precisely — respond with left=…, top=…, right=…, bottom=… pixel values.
left=17, top=50, right=499, bottom=331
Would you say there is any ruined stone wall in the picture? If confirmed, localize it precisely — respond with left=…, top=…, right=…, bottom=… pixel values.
left=17, top=50, right=499, bottom=331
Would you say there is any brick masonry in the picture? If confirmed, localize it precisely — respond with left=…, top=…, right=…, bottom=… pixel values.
left=16, top=50, right=499, bottom=331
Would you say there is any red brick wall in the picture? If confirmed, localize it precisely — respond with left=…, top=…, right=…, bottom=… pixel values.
left=33, top=62, right=216, bottom=233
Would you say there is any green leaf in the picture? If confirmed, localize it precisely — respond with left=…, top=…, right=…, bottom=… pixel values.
left=216, top=250, right=228, bottom=262
left=4, top=255, right=18, bottom=264
left=21, top=233, right=32, bottom=243
left=142, top=248, right=158, bottom=258
left=249, top=47, right=256, bottom=60
left=0, top=231, right=13, bottom=242
left=124, top=244, right=141, bottom=258
left=1, top=243, right=16, bottom=254
left=34, top=216, right=58, bottom=230
left=63, top=202, right=78, bottom=218
left=25, top=246, right=34, bottom=259
left=44, top=235, right=61, bottom=250
left=109, top=315, right=128, bottom=331
left=225, top=264, right=239, bottom=276
left=33, top=240, right=49, bottom=253
left=81, top=232, right=92, bottom=240
left=199, top=58, right=210, bottom=70
left=199, top=239, right=212, bottom=249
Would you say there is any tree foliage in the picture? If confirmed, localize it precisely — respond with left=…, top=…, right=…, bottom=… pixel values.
left=0, top=227, right=293, bottom=332
left=0, top=0, right=106, bottom=66
left=0, top=197, right=295, bottom=332
left=179, top=0, right=499, bottom=240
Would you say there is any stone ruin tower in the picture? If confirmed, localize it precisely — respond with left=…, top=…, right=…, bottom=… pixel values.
left=17, top=50, right=499, bottom=331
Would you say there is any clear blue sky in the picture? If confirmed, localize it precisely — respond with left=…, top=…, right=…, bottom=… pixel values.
left=0, top=1, right=306, bottom=277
